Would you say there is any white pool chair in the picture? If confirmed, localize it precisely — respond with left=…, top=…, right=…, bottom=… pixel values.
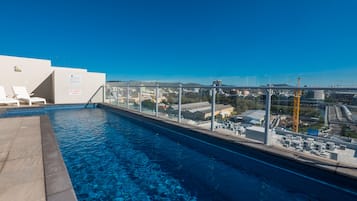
left=0, top=86, right=20, bottom=106
left=12, top=86, right=46, bottom=106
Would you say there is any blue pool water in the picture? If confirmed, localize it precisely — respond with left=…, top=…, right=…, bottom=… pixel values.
left=2, top=106, right=355, bottom=200
left=43, top=108, right=357, bottom=201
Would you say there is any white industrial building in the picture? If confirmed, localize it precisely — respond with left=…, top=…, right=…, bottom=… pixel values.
left=240, top=110, right=266, bottom=125
left=170, top=102, right=234, bottom=120
left=313, top=90, right=325, bottom=100
left=245, top=126, right=273, bottom=143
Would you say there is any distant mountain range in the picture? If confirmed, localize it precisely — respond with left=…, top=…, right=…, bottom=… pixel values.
left=107, top=80, right=205, bottom=87
left=107, top=80, right=298, bottom=88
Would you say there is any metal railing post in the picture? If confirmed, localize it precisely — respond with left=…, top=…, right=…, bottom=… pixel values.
left=264, top=87, right=272, bottom=145
left=139, top=85, right=142, bottom=112
left=210, top=84, right=216, bottom=131
left=102, top=85, right=105, bottom=103
left=116, top=88, right=119, bottom=106
left=178, top=84, right=182, bottom=123
left=127, top=83, right=130, bottom=109
left=155, top=84, right=159, bottom=117
left=324, top=105, right=328, bottom=127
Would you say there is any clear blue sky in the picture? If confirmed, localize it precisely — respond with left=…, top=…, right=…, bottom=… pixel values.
left=1, top=0, right=356, bottom=86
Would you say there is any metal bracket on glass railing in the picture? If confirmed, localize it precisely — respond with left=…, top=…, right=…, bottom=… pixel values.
left=178, top=84, right=182, bottom=123
left=264, top=87, right=272, bottom=145
left=139, top=84, right=143, bottom=113
left=127, top=84, right=130, bottom=109
left=210, top=84, right=216, bottom=131
left=155, top=84, right=159, bottom=117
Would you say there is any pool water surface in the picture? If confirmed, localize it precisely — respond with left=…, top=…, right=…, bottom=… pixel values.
left=47, top=108, right=356, bottom=201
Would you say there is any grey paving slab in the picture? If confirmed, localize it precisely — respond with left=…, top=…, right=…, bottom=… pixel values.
left=7, top=144, right=42, bottom=160
left=0, top=133, right=16, bottom=141
left=0, top=179, right=45, bottom=201
left=1, top=156, right=43, bottom=174
left=0, top=116, right=46, bottom=201
left=0, top=164, right=43, bottom=191
left=0, top=118, right=21, bottom=128
left=0, top=143, right=10, bottom=160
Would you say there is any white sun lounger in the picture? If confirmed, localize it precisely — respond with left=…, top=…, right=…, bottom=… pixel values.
left=12, top=86, right=46, bottom=106
left=0, top=86, right=20, bottom=106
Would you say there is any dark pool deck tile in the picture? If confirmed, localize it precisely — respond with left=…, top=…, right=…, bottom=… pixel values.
left=47, top=189, right=77, bottom=201
left=44, top=153, right=67, bottom=176
left=45, top=170, right=73, bottom=196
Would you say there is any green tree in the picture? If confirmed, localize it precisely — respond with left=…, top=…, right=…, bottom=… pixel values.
left=142, top=100, right=155, bottom=110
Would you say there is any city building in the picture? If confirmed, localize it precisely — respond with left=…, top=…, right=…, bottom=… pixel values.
left=169, top=101, right=234, bottom=120
left=240, top=110, right=266, bottom=126
left=313, top=90, right=325, bottom=100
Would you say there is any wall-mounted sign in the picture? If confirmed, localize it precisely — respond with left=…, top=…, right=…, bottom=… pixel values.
left=70, top=74, right=81, bottom=85
left=69, top=74, right=81, bottom=95
left=69, top=89, right=81, bottom=95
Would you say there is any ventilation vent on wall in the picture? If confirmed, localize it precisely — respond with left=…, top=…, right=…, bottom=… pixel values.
left=14, top=66, right=22, bottom=72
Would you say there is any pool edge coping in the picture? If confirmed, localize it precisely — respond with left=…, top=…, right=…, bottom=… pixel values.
left=40, top=115, right=78, bottom=201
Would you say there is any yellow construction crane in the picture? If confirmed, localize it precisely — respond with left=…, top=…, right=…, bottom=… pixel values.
left=292, top=78, right=301, bottom=133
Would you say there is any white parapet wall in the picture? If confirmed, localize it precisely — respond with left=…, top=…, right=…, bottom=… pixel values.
left=53, top=67, right=105, bottom=104
left=0, top=55, right=106, bottom=104
left=0, top=55, right=53, bottom=97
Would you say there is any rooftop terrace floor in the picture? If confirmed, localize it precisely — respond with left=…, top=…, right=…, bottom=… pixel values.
left=0, top=116, right=45, bottom=201
left=0, top=115, right=77, bottom=201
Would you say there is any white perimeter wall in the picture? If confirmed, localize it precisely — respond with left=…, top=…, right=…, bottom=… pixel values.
left=53, top=67, right=105, bottom=104
left=0, top=55, right=106, bottom=104
left=0, top=55, right=52, bottom=97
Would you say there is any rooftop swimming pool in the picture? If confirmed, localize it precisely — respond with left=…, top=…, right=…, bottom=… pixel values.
left=1, top=105, right=357, bottom=200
